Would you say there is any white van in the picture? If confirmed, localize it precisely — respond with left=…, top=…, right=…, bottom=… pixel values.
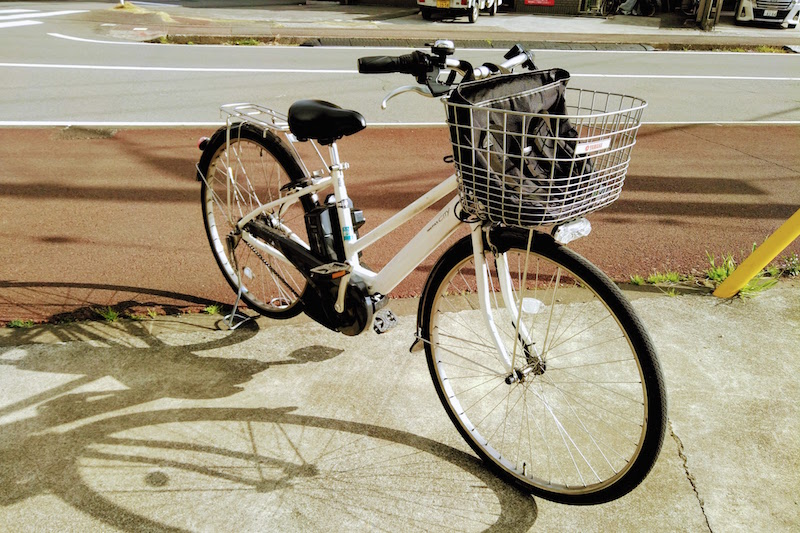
left=735, top=0, right=800, bottom=28
left=417, top=0, right=502, bottom=23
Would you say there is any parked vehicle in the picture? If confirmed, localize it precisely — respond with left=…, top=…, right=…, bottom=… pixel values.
left=735, top=0, right=799, bottom=28
left=418, top=0, right=501, bottom=23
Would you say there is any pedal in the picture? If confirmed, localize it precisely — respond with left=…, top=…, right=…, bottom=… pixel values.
left=310, top=262, right=351, bottom=280
left=373, top=309, right=398, bottom=334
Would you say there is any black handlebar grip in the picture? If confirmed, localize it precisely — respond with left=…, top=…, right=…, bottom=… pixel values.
left=358, top=54, right=418, bottom=75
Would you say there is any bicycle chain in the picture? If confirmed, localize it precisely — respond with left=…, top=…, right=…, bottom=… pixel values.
left=241, top=235, right=301, bottom=299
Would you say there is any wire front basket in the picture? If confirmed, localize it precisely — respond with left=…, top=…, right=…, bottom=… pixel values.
left=445, top=87, right=647, bottom=228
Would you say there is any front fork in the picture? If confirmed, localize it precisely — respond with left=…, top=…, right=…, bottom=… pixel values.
left=470, top=225, right=541, bottom=381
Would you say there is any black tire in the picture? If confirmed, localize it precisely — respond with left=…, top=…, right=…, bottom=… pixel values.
left=419, top=229, right=667, bottom=504
left=488, top=0, right=498, bottom=15
left=421, top=7, right=432, bottom=20
left=639, top=0, right=657, bottom=16
left=198, top=123, right=314, bottom=318
left=600, top=0, right=617, bottom=16
left=468, top=3, right=479, bottom=22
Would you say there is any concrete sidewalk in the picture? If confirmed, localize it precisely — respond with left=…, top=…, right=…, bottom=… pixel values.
left=86, top=1, right=800, bottom=48
left=0, top=283, right=798, bottom=530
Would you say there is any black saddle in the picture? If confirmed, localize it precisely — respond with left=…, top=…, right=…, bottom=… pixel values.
left=288, top=99, right=366, bottom=145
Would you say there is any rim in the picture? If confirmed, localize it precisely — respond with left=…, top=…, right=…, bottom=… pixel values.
left=428, top=248, right=648, bottom=495
left=204, top=137, right=307, bottom=313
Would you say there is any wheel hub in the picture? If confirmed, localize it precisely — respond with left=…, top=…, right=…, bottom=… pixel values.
left=505, top=356, right=546, bottom=384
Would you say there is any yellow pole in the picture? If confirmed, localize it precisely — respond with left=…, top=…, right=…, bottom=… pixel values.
left=714, top=208, right=800, bottom=298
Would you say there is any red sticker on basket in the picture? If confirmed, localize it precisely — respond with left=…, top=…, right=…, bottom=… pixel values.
left=575, top=138, right=611, bottom=155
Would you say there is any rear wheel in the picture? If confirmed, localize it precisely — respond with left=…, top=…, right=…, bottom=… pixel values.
left=198, top=124, right=312, bottom=318
left=420, top=230, right=667, bottom=504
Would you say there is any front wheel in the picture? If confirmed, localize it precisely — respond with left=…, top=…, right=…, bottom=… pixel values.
left=419, top=229, right=667, bottom=504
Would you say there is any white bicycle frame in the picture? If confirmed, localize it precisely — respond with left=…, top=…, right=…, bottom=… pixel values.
left=235, top=140, right=462, bottom=297
left=227, top=130, right=518, bottom=374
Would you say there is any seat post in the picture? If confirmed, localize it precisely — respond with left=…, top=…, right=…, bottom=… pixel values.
left=327, top=142, right=359, bottom=265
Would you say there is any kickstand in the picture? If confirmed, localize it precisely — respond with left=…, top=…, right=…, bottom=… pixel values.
left=223, top=266, right=254, bottom=330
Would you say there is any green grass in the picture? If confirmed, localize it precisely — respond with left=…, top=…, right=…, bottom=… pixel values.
left=229, top=38, right=260, bottom=46
left=7, top=319, right=34, bottom=329
left=705, top=252, right=737, bottom=283
left=94, top=306, right=120, bottom=322
left=754, top=45, right=787, bottom=54
left=629, top=270, right=684, bottom=287
left=203, top=304, right=223, bottom=315
left=705, top=250, right=782, bottom=298
left=646, top=271, right=683, bottom=284
left=738, top=275, right=779, bottom=298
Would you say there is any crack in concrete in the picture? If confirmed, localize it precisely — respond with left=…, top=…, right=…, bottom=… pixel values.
left=670, top=420, right=713, bottom=532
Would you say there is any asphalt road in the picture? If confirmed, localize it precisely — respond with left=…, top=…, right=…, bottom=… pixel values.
left=2, top=4, right=800, bottom=125
left=1, top=124, right=799, bottom=323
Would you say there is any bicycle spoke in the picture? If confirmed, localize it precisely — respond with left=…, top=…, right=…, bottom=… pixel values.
left=202, top=127, right=308, bottom=317
left=424, top=236, right=664, bottom=501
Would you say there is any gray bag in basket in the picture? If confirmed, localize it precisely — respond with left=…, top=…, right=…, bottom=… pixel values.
left=447, top=68, right=594, bottom=226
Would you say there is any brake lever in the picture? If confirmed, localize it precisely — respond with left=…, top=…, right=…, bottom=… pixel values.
left=381, top=85, right=433, bottom=109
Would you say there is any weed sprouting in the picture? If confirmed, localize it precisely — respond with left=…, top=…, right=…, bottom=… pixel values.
left=94, top=306, right=120, bottom=322
left=204, top=304, right=223, bottom=315
left=7, top=319, right=34, bottom=329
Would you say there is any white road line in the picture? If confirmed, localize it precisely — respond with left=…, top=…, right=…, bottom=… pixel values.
left=0, top=121, right=222, bottom=127
left=0, top=10, right=87, bottom=21
left=0, top=9, right=37, bottom=15
left=1, top=62, right=797, bottom=81
left=572, top=73, right=800, bottom=81
left=0, top=62, right=356, bottom=74
left=0, top=20, right=42, bottom=29
left=50, top=32, right=160, bottom=45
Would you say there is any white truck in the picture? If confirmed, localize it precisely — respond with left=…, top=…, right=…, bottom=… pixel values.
left=735, top=0, right=799, bottom=28
left=417, top=0, right=502, bottom=23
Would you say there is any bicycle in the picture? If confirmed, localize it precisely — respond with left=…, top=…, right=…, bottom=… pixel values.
left=599, top=0, right=658, bottom=16
left=599, top=0, right=620, bottom=16
left=195, top=41, right=667, bottom=505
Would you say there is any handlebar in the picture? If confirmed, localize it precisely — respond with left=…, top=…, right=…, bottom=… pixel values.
left=357, top=41, right=537, bottom=100
left=357, top=52, right=429, bottom=76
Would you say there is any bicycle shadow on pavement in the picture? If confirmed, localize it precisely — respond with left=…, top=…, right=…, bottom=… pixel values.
left=1, top=406, right=538, bottom=532
left=0, top=318, right=338, bottom=505
left=0, top=314, right=538, bottom=530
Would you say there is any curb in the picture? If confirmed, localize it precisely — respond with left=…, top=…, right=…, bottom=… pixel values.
left=156, top=34, right=657, bottom=50
left=153, top=34, right=800, bottom=52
